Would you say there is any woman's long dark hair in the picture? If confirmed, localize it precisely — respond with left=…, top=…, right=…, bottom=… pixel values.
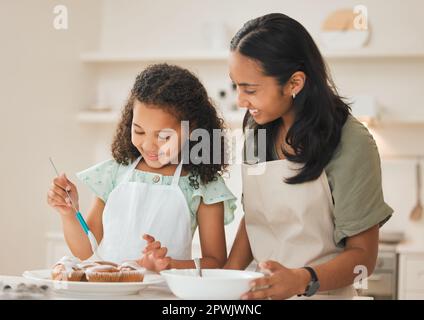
left=231, top=13, right=350, bottom=184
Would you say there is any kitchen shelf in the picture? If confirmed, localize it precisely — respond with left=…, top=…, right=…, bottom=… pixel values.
left=375, top=117, right=424, bottom=125
left=77, top=110, right=424, bottom=126
left=323, top=49, right=424, bottom=59
left=80, top=51, right=230, bottom=63
left=77, top=110, right=121, bottom=123
left=76, top=109, right=246, bottom=125
left=80, top=50, right=424, bottom=63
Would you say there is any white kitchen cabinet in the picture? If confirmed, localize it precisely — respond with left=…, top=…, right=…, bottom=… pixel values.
left=397, top=244, right=424, bottom=299
left=45, top=232, right=72, bottom=268
left=404, top=292, right=424, bottom=299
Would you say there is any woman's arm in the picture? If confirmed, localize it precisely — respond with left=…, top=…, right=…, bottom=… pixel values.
left=224, top=216, right=254, bottom=270
left=243, top=225, right=379, bottom=299
left=311, top=224, right=379, bottom=291
left=62, top=197, right=104, bottom=260
left=139, top=200, right=227, bottom=271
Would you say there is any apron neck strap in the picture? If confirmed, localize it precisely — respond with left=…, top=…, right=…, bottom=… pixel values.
left=123, top=146, right=187, bottom=186
left=171, top=159, right=184, bottom=187
left=124, top=155, right=183, bottom=186
left=123, top=156, right=142, bottom=182
left=171, top=142, right=189, bottom=187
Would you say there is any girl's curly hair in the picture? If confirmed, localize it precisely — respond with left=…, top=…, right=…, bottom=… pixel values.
left=111, top=63, right=228, bottom=189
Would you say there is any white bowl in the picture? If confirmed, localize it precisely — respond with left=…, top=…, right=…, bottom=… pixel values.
left=160, top=269, right=263, bottom=300
left=320, top=30, right=370, bottom=50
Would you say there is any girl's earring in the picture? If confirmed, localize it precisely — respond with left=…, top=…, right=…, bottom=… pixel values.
left=292, top=92, right=296, bottom=99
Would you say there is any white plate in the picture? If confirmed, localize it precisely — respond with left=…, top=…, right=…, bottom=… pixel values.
left=22, top=269, right=164, bottom=296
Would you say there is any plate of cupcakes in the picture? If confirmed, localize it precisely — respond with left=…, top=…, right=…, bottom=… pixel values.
left=23, top=256, right=164, bottom=296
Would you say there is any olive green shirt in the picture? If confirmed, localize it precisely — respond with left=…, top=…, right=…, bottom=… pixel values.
left=246, top=115, right=393, bottom=247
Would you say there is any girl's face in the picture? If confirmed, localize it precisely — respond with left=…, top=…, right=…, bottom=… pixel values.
left=229, top=51, right=294, bottom=125
left=131, top=100, right=184, bottom=168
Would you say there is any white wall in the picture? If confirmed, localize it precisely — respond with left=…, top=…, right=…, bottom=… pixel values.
left=1, top=0, right=423, bottom=275
left=0, top=0, right=103, bottom=275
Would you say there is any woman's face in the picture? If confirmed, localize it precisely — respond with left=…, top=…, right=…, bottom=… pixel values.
left=131, top=100, right=184, bottom=168
left=229, top=51, right=294, bottom=125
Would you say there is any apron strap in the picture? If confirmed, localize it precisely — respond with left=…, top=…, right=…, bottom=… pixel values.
left=171, top=142, right=189, bottom=187
left=171, top=160, right=183, bottom=187
left=123, top=154, right=183, bottom=186
left=122, top=156, right=142, bottom=183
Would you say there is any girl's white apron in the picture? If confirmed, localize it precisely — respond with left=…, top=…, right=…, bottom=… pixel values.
left=96, top=156, right=192, bottom=263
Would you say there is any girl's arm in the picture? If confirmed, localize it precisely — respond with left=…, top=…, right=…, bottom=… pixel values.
left=243, top=225, right=379, bottom=300
left=62, top=197, right=104, bottom=260
left=48, top=174, right=104, bottom=260
left=139, top=200, right=227, bottom=270
left=224, top=216, right=254, bottom=270
left=170, top=200, right=227, bottom=269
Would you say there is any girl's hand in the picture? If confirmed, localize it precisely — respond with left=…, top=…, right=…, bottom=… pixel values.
left=47, top=173, right=79, bottom=217
left=137, top=234, right=172, bottom=273
left=241, top=261, right=310, bottom=300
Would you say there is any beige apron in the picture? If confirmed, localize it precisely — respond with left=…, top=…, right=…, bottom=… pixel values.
left=242, top=159, right=356, bottom=298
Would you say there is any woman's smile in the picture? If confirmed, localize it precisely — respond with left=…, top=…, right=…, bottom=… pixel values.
left=248, top=108, right=260, bottom=117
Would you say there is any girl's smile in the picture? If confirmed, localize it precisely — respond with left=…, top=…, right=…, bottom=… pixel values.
left=145, top=153, right=159, bottom=161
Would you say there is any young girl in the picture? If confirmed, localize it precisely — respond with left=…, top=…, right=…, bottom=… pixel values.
left=47, top=64, right=236, bottom=271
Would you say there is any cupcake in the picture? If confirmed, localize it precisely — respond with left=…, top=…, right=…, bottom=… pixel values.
left=51, top=256, right=84, bottom=282
left=76, top=261, right=101, bottom=281
left=94, top=260, right=119, bottom=268
left=118, top=261, right=145, bottom=282
left=85, top=265, right=121, bottom=282
left=77, top=261, right=99, bottom=270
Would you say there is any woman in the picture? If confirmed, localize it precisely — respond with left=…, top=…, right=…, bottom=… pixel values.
left=225, top=13, right=393, bottom=299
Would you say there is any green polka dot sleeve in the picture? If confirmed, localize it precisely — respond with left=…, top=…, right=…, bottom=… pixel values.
left=190, top=175, right=237, bottom=225
left=75, top=159, right=119, bottom=203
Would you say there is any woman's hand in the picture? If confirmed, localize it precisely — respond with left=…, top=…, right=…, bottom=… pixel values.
left=137, top=234, right=172, bottom=273
left=47, top=173, right=79, bottom=217
left=241, top=261, right=310, bottom=300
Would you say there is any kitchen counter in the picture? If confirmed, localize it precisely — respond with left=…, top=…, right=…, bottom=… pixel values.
left=0, top=275, right=176, bottom=300
left=0, top=275, right=372, bottom=300
left=396, top=241, right=424, bottom=253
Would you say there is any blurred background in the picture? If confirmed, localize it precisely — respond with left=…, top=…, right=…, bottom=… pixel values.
left=1, top=0, right=423, bottom=299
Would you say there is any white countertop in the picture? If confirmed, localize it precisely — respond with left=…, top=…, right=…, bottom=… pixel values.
left=0, top=275, right=176, bottom=300
left=395, top=240, right=424, bottom=253
left=0, top=275, right=372, bottom=300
